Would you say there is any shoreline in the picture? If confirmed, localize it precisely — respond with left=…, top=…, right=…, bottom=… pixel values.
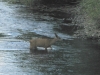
left=25, top=4, right=100, bottom=40
left=8, top=0, right=100, bottom=40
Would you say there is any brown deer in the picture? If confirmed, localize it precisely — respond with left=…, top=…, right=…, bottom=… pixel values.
left=29, top=33, right=61, bottom=52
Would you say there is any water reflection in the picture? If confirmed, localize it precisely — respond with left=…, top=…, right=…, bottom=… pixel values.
left=8, top=39, right=99, bottom=75
left=0, top=39, right=100, bottom=75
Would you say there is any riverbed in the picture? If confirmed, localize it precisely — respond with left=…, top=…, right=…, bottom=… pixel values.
left=0, top=1, right=100, bottom=75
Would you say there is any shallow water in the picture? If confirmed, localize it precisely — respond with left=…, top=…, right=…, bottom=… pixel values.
left=0, top=1, right=100, bottom=75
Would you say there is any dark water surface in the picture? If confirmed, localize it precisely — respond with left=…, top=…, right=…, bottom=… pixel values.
left=0, top=1, right=100, bottom=75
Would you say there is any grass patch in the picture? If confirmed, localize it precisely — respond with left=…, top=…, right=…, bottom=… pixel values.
left=81, top=0, right=100, bottom=27
left=82, top=0, right=100, bottom=17
left=74, top=0, right=100, bottom=38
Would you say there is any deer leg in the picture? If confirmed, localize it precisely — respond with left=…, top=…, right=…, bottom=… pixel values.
left=45, top=47, right=48, bottom=51
left=34, top=46, right=37, bottom=51
left=50, top=46, right=52, bottom=50
left=30, top=46, right=37, bottom=52
left=30, top=45, right=34, bottom=52
left=30, top=47, right=35, bottom=53
left=30, top=48, right=33, bottom=53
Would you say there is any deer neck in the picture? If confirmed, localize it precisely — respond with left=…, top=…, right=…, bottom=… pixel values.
left=50, top=38, right=57, bottom=45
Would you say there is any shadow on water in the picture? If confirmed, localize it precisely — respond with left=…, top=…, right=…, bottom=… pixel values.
left=30, top=49, right=48, bottom=54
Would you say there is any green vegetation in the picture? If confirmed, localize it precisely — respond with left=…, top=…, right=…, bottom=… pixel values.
left=81, top=0, right=100, bottom=19
left=78, top=0, right=100, bottom=38
left=74, top=0, right=100, bottom=39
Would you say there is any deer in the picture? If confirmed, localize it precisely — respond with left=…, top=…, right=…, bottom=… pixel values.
left=29, top=33, right=61, bottom=52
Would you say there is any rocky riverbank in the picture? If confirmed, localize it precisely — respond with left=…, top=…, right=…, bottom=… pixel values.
left=24, top=2, right=100, bottom=40
left=6, top=0, right=100, bottom=40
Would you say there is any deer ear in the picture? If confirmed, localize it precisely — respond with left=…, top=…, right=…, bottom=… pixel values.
left=55, top=33, right=58, bottom=38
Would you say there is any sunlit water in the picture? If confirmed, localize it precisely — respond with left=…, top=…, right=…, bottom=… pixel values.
left=0, top=1, right=100, bottom=75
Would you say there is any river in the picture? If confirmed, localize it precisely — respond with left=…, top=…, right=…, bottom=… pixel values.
left=0, top=1, right=100, bottom=75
